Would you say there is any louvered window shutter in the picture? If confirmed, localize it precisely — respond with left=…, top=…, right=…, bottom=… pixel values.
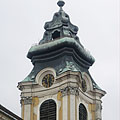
left=40, top=99, right=56, bottom=120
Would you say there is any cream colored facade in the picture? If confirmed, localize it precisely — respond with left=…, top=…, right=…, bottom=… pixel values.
left=18, top=68, right=106, bottom=120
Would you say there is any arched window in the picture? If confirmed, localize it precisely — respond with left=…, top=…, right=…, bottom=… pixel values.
left=40, top=99, right=56, bottom=120
left=52, top=30, right=60, bottom=40
left=79, top=103, right=87, bottom=120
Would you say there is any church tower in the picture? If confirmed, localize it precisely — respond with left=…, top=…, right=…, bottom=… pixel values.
left=18, top=1, right=106, bottom=120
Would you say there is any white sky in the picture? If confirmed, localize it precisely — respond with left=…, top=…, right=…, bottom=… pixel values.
left=0, top=0, right=119, bottom=119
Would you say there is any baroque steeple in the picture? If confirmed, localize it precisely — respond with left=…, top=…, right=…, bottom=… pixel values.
left=40, top=0, right=79, bottom=44
left=18, top=1, right=106, bottom=120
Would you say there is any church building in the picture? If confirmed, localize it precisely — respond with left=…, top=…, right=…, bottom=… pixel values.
left=18, top=0, right=106, bottom=120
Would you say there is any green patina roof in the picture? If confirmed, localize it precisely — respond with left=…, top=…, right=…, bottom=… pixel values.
left=21, top=37, right=100, bottom=89
left=27, top=37, right=95, bottom=64
left=29, top=37, right=77, bottom=52
left=20, top=1, right=102, bottom=92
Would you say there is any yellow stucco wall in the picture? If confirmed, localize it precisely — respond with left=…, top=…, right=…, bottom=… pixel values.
left=88, top=103, right=96, bottom=120
left=57, top=91, right=63, bottom=120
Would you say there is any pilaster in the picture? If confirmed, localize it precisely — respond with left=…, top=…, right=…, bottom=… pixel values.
left=21, top=97, right=32, bottom=120
left=95, top=101, right=102, bottom=120
left=60, top=86, right=79, bottom=120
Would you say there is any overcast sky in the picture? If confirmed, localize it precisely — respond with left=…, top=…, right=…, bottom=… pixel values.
left=0, top=0, right=119, bottom=119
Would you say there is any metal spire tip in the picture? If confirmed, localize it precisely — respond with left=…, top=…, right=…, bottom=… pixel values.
left=57, top=0, right=65, bottom=8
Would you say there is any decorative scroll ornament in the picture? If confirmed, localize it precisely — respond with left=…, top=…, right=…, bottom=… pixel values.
left=21, top=97, right=32, bottom=105
left=96, top=103, right=102, bottom=111
left=59, top=86, right=79, bottom=97
left=58, top=60, right=80, bottom=75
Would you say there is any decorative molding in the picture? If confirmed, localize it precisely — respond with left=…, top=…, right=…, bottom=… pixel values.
left=58, top=60, right=80, bottom=75
left=21, top=97, right=32, bottom=105
left=59, top=86, right=79, bottom=97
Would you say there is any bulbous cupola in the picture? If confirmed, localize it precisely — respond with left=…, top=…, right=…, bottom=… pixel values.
left=26, top=0, right=96, bottom=80
left=40, top=0, right=79, bottom=44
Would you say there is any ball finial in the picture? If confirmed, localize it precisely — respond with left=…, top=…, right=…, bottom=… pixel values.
left=57, top=0, right=65, bottom=8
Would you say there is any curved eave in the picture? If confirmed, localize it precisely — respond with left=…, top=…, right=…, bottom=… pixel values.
left=17, top=81, right=37, bottom=91
left=93, top=88, right=107, bottom=98
left=27, top=37, right=95, bottom=65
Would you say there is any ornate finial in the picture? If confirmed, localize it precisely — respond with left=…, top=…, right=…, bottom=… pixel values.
left=57, top=0, right=65, bottom=10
